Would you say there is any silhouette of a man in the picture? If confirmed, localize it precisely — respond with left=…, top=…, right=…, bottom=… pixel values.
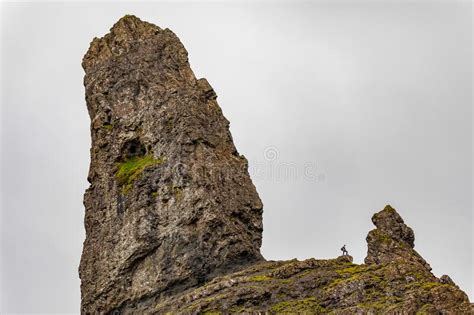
left=341, top=244, right=348, bottom=256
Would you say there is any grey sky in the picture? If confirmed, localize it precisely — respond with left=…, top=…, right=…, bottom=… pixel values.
left=1, top=1, right=472, bottom=313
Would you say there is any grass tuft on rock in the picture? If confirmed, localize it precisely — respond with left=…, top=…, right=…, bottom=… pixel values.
left=249, top=274, right=272, bottom=282
left=116, top=154, right=163, bottom=193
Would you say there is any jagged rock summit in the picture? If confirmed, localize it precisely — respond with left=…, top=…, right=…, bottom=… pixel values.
left=80, top=16, right=471, bottom=314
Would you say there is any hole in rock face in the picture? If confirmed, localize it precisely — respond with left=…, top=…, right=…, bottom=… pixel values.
left=121, top=138, right=147, bottom=160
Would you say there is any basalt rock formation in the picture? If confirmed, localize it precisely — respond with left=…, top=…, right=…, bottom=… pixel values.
left=80, top=15, right=472, bottom=314
left=79, top=15, right=263, bottom=313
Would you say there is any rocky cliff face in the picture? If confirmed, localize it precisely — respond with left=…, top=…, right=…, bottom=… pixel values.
left=79, top=15, right=263, bottom=313
left=80, top=16, right=471, bottom=314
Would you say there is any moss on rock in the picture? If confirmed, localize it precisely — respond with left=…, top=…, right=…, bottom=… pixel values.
left=249, top=274, right=272, bottom=282
left=116, top=154, right=163, bottom=193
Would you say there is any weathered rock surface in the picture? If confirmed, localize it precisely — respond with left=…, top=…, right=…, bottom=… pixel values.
left=79, top=15, right=263, bottom=313
left=80, top=16, right=472, bottom=314
left=365, top=205, right=431, bottom=271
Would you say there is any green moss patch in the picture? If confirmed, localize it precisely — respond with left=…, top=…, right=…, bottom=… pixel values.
left=249, top=274, right=272, bottom=282
left=336, top=263, right=383, bottom=277
left=416, top=303, right=435, bottom=314
left=356, top=295, right=403, bottom=311
left=116, top=154, right=163, bottom=193
left=102, top=123, right=114, bottom=130
left=405, top=281, right=449, bottom=291
left=336, top=264, right=369, bottom=275
left=420, top=282, right=447, bottom=290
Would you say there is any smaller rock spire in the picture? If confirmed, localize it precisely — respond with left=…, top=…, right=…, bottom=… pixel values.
left=371, top=205, right=415, bottom=247
left=365, top=205, right=430, bottom=270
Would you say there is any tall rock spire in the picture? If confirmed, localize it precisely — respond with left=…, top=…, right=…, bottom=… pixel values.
left=79, top=15, right=263, bottom=313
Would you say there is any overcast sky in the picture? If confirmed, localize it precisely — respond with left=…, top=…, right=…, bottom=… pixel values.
left=1, top=1, right=472, bottom=313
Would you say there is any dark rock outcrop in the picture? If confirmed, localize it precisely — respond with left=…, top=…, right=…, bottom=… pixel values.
left=80, top=16, right=472, bottom=314
left=365, top=205, right=431, bottom=271
left=79, top=15, right=263, bottom=313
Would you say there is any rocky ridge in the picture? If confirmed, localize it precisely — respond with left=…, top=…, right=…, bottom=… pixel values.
left=124, top=205, right=471, bottom=314
left=80, top=15, right=472, bottom=314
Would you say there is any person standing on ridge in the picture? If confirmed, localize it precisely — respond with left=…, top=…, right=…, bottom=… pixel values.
left=341, top=244, right=348, bottom=256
